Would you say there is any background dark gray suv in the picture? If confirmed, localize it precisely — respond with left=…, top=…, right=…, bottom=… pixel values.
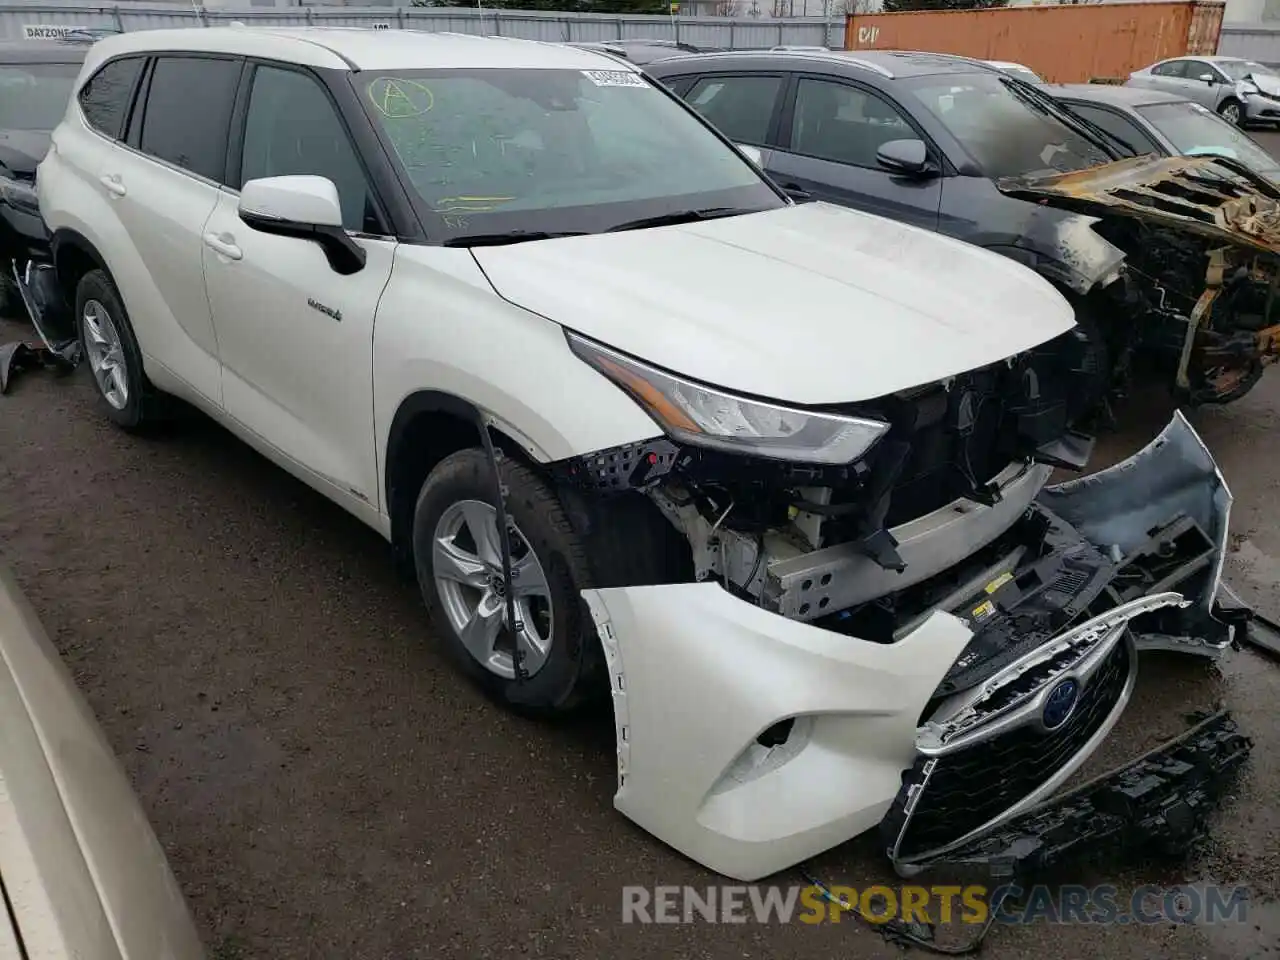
left=647, top=49, right=1123, bottom=249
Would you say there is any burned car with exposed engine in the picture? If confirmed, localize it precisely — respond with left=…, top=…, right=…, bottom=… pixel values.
left=648, top=49, right=1280, bottom=410
left=37, top=29, right=1250, bottom=886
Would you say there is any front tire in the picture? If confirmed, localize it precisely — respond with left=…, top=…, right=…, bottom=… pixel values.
left=1219, top=98, right=1244, bottom=127
left=412, top=448, right=603, bottom=716
left=74, top=269, right=164, bottom=430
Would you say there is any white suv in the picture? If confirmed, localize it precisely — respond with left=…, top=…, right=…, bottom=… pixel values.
left=39, top=27, right=1235, bottom=882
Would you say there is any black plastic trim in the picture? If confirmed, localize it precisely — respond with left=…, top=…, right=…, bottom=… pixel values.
left=384, top=390, right=484, bottom=511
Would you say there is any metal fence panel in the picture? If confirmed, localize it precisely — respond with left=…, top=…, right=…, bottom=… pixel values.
left=0, top=2, right=839, bottom=47
left=1218, top=23, right=1280, bottom=66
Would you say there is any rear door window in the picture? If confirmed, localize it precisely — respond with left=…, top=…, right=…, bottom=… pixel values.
left=77, top=56, right=144, bottom=139
left=138, top=56, right=241, bottom=182
left=683, top=74, right=784, bottom=146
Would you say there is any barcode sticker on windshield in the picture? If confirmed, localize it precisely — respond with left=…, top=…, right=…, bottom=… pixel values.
left=582, top=70, right=647, bottom=88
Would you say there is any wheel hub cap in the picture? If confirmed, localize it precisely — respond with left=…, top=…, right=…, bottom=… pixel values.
left=432, top=499, right=554, bottom=679
left=81, top=299, right=128, bottom=410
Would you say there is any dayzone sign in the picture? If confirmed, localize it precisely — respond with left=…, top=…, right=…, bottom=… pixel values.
left=23, top=24, right=90, bottom=40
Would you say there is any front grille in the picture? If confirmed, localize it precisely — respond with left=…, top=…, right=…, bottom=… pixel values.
left=889, top=639, right=1131, bottom=862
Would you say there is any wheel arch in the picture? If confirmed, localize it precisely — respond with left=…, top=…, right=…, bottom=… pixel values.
left=383, top=389, right=541, bottom=573
left=1218, top=96, right=1244, bottom=122
left=382, top=389, right=693, bottom=588
left=51, top=228, right=110, bottom=297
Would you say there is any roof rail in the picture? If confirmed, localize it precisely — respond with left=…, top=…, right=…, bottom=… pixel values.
left=840, top=55, right=893, bottom=78
left=664, top=47, right=896, bottom=78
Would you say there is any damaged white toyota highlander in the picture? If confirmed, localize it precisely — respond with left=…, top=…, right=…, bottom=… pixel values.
left=37, top=28, right=1250, bottom=884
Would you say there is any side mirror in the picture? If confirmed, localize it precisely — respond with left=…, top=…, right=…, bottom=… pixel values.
left=876, top=138, right=932, bottom=176
left=238, top=175, right=366, bottom=276
left=1199, top=72, right=1217, bottom=84
left=734, top=142, right=763, bottom=166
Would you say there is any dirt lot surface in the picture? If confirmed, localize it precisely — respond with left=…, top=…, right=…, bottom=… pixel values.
left=6, top=138, right=1280, bottom=960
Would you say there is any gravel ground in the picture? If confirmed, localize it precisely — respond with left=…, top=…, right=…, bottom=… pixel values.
left=5, top=142, right=1280, bottom=959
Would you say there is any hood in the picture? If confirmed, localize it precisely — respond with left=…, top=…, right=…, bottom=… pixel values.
left=473, top=203, right=1076, bottom=405
left=0, top=130, right=51, bottom=179
left=998, top=154, right=1280, bottom=257
left=1246, top=72, right=1280, bottom=97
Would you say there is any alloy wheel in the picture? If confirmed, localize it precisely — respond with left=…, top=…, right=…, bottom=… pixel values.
left=432, top=499, right=554, bottom=679
left=82, top=299, right=129, bottom=410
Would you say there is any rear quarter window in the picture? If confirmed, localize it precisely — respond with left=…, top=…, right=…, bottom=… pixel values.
left=77, top=56, right=144, bottom=139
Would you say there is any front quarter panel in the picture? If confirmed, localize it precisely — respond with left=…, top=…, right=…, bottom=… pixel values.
left=374, top=245, right=665, bottom=468
left=937, top=180, right=1124, bottom=295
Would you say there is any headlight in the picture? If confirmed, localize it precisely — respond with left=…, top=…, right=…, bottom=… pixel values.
left=566, top=331, right=890, bottom=465
left=0, top=175, right=38, bottom=215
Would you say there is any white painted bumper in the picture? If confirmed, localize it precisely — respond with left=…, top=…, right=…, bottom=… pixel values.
left=582, top=584, right=972, bottom=881
left=580, top=414, right=1232, bottom=882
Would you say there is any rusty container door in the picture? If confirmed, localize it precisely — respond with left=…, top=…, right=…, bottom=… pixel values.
left=845, top=1, right=1226, bottom=84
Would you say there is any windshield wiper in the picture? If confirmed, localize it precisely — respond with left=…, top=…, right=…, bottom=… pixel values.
left=999, top=76, right=1125, bottom=161
left=441, top=230, right=588, bottom=248
left=605, top=207, right=755, bottom=233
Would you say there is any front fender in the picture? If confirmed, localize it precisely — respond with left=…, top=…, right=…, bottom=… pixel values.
left=373, top=245, right=663, bottom=470
left=986, top=211, right=1127, bottom=297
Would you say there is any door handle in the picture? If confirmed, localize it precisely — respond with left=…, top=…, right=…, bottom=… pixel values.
left=99, top=174, right=126, bottom=198
left=203, top=232, right=242, bottom=261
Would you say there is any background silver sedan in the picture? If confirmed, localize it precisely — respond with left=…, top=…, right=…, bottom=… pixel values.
left=1126, top=54, right=1280, bottom=127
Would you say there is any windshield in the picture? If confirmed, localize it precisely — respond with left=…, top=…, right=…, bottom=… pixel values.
left=906, top=72, right=1112, bottom=178
left=0, top=62, right=81, bottom=131
left=360, top=68, right=782, bottom=241
left=1218, top=59, right=1274, bottom=81
left=1138, top=101, right=1280, bottom=178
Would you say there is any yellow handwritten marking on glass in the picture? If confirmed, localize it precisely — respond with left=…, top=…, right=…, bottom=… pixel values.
left=433, top=196, right=516, bottom=213
left=367, top=77, right=434, bottom=118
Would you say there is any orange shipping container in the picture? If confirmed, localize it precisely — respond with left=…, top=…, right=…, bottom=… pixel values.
left=845, top=1, right=1226, bottom=85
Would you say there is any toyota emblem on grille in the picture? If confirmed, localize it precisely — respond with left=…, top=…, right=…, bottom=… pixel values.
left=1042, top=678, right=1080, bottom=730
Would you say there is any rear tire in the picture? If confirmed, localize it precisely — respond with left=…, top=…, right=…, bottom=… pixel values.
left=74, top=269, right=167, bottom=431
